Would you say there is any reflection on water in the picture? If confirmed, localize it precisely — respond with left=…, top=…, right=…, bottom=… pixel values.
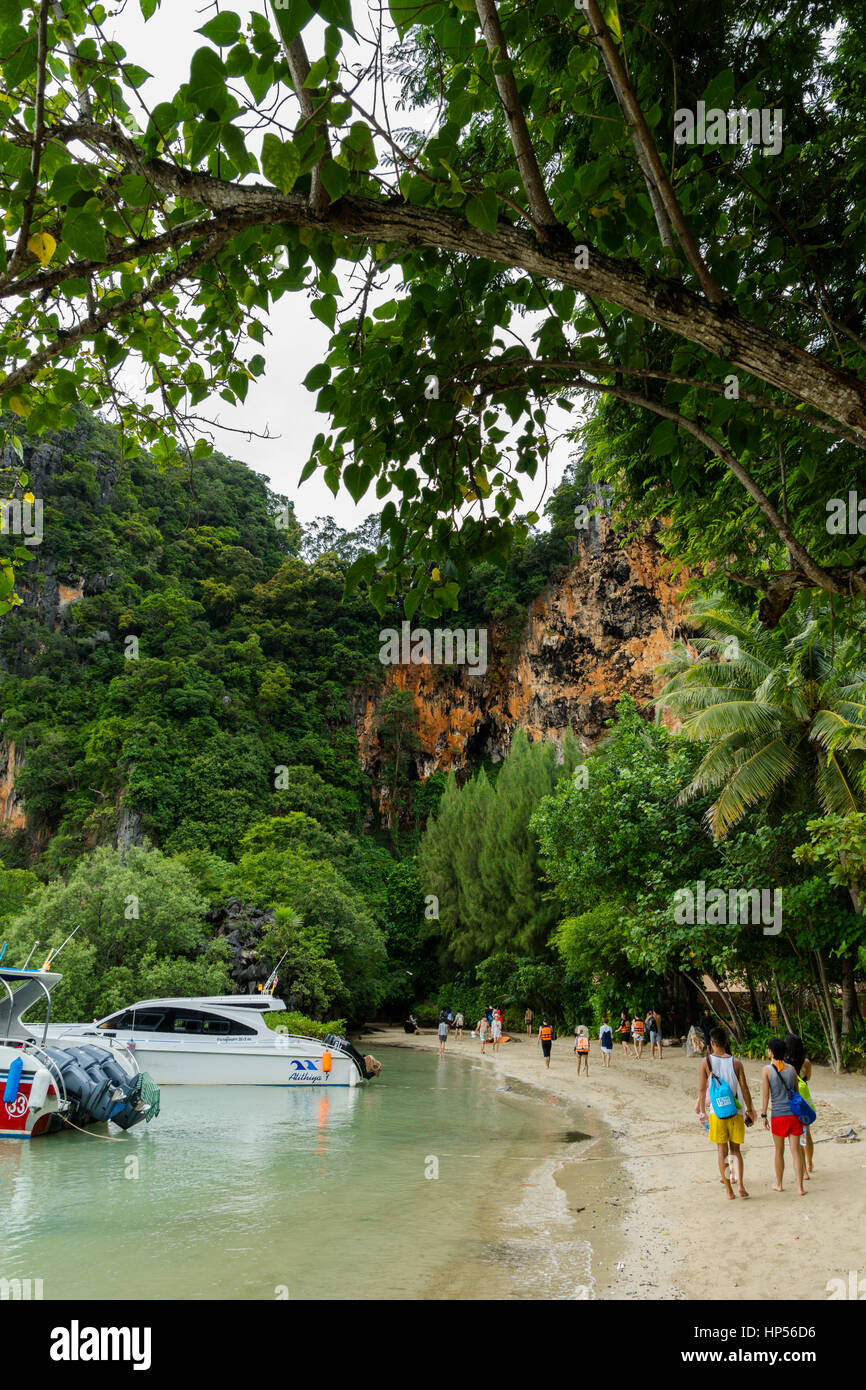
left=0, top=1050, right=597, bottom=1300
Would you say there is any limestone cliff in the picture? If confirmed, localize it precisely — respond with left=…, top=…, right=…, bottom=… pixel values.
left=0, top=739, right=27, bottom=830
left=354, top=519, right=689, bottom=811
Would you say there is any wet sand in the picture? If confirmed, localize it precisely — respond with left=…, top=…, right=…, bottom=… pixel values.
left=362, top=1027, right=866, bottom=1300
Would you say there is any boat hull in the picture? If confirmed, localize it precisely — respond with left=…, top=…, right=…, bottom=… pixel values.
left=0, top=1057, right=62, bottom=1139
left=49, top=1035, right=362, bottom=1086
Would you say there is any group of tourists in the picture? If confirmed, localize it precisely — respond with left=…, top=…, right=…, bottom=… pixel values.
left=436, top=1007, right=465, bottom=1054
left=474, top=1005, right=504, bottom=1054
left=616, top=1008, right=663, bottom=1060
left=526, top=1009, right=664, bottom=1075
left=698, top=1027, right=816, bottom=1199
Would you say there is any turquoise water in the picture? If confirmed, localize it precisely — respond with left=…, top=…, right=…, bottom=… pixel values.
left=0, top=1048, right=596, bottom=1300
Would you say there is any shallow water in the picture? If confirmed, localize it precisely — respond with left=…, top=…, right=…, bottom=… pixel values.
left=0, top=1048, right=600, bottom=1300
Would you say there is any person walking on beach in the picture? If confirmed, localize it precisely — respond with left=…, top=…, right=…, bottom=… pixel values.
left=599, top=1017, right=613, bottom=1068
left=761, top=1037, right=807, bottom=1196
left=649, top=1006, right=663, bottom=1061
left=785, top=1033, right=814, bottom=1179
left=453, top=1010, right=464, bottom=1040
left=491, top=1009, right=503, bottom=1053
left=437, top=1009, right=449, bottom=1058
left=524, top=1006, right=534, bottom=1036
left=618, top=1011, right=633, bottom=1057
left=539, top=1018, right=554, bottom=1070
left=696, top=1026, right=756, bottom=1200
left=574, top=1028, right=590, bottom=1076
left=476, top=1014, right=490, bottom=1054
left=632, top=1011, right=645, bottom=1059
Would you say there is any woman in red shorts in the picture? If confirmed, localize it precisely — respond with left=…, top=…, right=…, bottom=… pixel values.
left=761, top=1037, right=807, bottom=1196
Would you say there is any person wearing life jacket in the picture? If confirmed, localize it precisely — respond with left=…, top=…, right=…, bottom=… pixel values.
left=574, top=1027, right=590, bottom=1076
left=632, top=1012, right=646, bottom=1059
left=618, top=1011, right=633, bottom=1058
left=539, top=1018, right=554, bottom=1070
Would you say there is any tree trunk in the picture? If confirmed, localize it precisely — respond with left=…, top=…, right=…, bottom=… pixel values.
left=840, top=947, right=862, bottom=1036
left=814, top=948, right=844, bottom=1072
left=744, top=965, right=762, bottom=1023
left=770, top=966, right=795, bottom=1036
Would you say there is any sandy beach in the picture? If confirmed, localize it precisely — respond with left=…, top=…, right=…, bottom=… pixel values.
left=362, top=1027, right=866, bottom=1301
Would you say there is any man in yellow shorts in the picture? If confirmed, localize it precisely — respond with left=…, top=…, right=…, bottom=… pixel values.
left=695, top=1026, right=757, bottom=1200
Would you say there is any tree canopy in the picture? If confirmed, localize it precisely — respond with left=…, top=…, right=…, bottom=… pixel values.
left=1, top=1, right=865, bottom=621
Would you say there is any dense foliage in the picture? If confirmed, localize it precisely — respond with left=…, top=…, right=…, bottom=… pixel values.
left=0, top=2, right=865, bottom=630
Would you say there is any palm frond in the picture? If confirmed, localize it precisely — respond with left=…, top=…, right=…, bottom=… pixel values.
left=707, top=737, right=799, bottom=837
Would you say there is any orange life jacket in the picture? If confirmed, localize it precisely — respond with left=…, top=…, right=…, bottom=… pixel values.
left=633, top=1018, right=645, bottom=1034
left=540, top=1025, right=553, bottom=1042
left=576, top=1036, right=589, bottom=1053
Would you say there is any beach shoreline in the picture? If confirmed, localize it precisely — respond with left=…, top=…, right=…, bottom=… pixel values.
left=361, top=1026, right=866, bottom=1301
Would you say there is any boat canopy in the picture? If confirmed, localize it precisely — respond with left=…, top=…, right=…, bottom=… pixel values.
left=105, top=994, right=287, bottom=1015
left=0, top=968, right=61, bottom=1041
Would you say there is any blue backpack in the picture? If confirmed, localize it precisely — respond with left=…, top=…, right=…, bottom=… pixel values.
left=776, top=1065, right=817, bottom=1126
left=708, top=1058, right=739, bottom=1118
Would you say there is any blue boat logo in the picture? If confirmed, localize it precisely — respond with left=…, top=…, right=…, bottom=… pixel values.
left=290, top=1060, right=319, bottom=1071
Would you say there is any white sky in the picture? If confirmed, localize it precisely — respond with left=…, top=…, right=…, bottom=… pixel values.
left=107, top=0, right=576, bottom=529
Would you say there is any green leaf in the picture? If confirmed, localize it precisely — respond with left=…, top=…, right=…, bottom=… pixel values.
left=303, top=363, right=331, bottom=390
left=648, top=420, right=676, bottom=457
left=319, top=159, right=350, bottom=202
left=403, top=587, right=422, bottom=621
left=388, top=0, right=424, bottom=38
left=269, top=0, right=315, bottom=48
left=701, top=68, right=736, bottom=112
left=188, top=47, right=229, bottom=116
left=465, top=190, right=499, bottom=234
left=63, top=210, right=107, bottom=261
left=343, top=463, right=371, bottom=503
left=261, top=133, right=301, bottom=193
left=310, top=295, right=337, bottom=329
left=197, top=11, right=241, bottom=46
left=318, top=0, right=356, bottom=36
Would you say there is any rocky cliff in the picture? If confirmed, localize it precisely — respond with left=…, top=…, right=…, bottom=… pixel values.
left=354, top=518, right=689, bottom=812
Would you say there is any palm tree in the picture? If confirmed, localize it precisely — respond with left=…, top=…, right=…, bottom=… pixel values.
left=656, top=597, right=866, bottom=1037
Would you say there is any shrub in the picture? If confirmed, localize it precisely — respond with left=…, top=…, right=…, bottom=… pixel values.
left=263, top=1010, right=347, bottom=1040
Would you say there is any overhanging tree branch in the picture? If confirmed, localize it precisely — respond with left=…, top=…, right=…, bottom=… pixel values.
left=583, top=0, right=724, bottom=303
left=474, top=0, right=558, bottom=234
left=14, top=120, right=866, bottom=440
left=4, top=0, right=50, bottom=286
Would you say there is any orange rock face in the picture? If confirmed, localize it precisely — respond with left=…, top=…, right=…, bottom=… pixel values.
left=0, top=739, right=27, bottom=829
left=355, top=520, right=690, bottom=807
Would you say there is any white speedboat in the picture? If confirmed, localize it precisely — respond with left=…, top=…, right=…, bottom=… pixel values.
left=0, top=967, right=159, bottom=1139
left=47, top=994, right=375, bottom=1087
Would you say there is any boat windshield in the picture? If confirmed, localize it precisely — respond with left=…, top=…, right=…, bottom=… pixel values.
left=99, top=1006, right=257, bottom=1036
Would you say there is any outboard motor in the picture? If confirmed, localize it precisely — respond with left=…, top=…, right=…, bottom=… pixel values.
left=39, top=1044, right=159, bottom=1130
left=41, top=1046, right=110, bottom=1122
left=323, top=1033, right=379, bottom=1080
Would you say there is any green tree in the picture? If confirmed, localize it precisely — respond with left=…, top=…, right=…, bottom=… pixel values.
left=4, top=844, right=227, bottom=1018
left=1, top=3, right=865, bottom=622
left=657, top=601, right=866, bottom=1033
